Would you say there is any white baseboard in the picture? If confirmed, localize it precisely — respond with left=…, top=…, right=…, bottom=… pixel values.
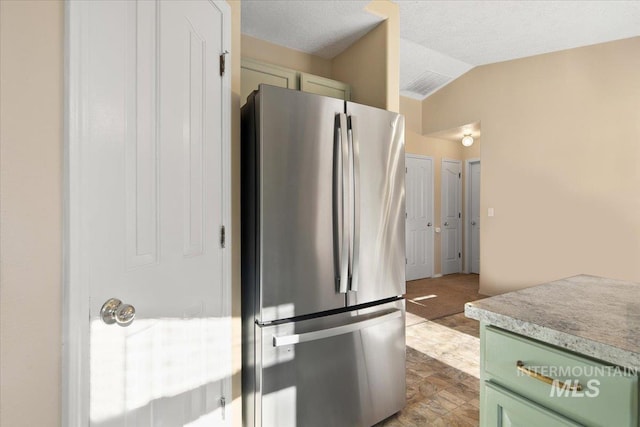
left=432, top=273, right=443, bottom=278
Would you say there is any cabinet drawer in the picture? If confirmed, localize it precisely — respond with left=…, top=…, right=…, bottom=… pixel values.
left=483, top=381, right=581, bottom=427
left=483, top=326, right=638, bottom=427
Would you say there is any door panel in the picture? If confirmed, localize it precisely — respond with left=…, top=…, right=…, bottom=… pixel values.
left=258, top=87, right=347, bottom=322
left=441, top=159, right=462, bottom=275
left=79, top=1, right=230, bottom=425
left=406, top=155, right=434, bottom=281
left=346, top=103, right=406, bottom=306
left=258, top=301, right=405, bottom=427
left=470, top=161, right=481, bottom=274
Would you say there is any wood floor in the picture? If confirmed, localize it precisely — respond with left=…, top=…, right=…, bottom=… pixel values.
left=376, top=274, right=484, bottom=426
left=406, top=273, right=486, bottom=320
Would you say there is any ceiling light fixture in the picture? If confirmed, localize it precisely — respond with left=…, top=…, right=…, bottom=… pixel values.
left=461, top=133, right=474, bottom=147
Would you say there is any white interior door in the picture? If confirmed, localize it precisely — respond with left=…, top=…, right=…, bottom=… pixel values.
left=66, top=1, right=231, bottom=426
left=469, top=161, right=481, bottom=274
left=441, top=159, right=462, bottom=275
left=405, top=155, right=434, bottom=281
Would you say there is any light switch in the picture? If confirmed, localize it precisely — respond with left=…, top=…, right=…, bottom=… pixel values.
left=435, top=227, right=441, bottom=233
left=488, top=208, right=494, bottom=217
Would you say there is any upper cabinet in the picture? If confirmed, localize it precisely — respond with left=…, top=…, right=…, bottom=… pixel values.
left=300, top=72, right=351, bottom=101
left=241, top=57, right=351, bottom=105
left=241, top=58, right=298, bottom=104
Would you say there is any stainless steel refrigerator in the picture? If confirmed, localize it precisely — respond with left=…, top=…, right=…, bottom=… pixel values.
left=242, top=85, right=406, bottom=427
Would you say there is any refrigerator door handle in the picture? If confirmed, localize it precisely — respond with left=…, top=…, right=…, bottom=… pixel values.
left=272, top=309, right=402, bottom=347
left=333, top=113, right=350, bottom=293
left=348, top=116, right=360, bottom=292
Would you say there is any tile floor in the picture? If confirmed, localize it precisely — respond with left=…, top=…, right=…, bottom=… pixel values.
left=375, top=312, right=482, bottom=426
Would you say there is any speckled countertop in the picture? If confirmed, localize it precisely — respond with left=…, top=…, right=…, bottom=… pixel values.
left=465, top=274, right=640, bottom=369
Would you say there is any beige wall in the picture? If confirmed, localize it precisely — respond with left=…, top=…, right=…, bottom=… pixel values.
left=241, top=34, right=332, bottom=78
left=0, top=1, right=242, bottom=426
left=332, top=22, right=387, bottom=109
left=0, top=1, right=64, bottom=425
left=332, top=0, right=399, bottom=112
left=422, top=36, right=640, bottom=295
left=366, top=0, right=399, bottom=113
left=400, top=96, right=422, bottom=134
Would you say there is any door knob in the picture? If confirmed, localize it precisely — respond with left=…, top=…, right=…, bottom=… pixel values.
left=101, top=298, right=136, bottom=327
left=471, top=221, right=476, bottom=226
left=427, top=222, right=432, bottom=227
left=444, top=222, right=449, bottom=226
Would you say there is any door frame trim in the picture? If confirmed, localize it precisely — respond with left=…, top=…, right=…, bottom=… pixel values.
left=440, top=158, right=462, bottom=275
left=464, top=158, right=480, bottom=274
left=405, top=154, right=435, bottom=280
left=62, top=1, right=232, bottom=425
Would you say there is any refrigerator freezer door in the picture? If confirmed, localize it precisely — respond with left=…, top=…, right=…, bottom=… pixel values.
left=257, top=86, right=347, bottom=322
left=346, top=103, right=406, bottom=306
left=256, top=300, right=406, bottom=427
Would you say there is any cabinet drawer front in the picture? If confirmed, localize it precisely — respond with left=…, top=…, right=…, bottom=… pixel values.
left=483, top=381, right=582, bottom=427
left=484, top=326, right=638, bottom=427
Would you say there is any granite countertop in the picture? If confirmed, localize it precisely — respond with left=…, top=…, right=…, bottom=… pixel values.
left=465, top=274, right=640, bottom=369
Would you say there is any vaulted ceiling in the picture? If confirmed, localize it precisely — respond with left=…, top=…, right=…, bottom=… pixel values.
left=241, top=1, right=640, bottom=100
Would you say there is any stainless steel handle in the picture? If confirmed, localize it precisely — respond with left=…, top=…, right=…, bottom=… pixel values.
left=348, top=115, right=360, bottom=292
left=333, top=113, right=349, bottom=294
left=273, top=310, right=402, bottom=347
left=332, top=115, right=342, bottom=291
left=101, top=298, right=136, bottom=327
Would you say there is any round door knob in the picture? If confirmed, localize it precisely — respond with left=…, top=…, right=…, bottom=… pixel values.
left=471, top=221, right=477, bottom=226
left=101, top=298, right=136, bottom=327
left=444, top=222, right=449, bottom=226
left=115, top=304, right=135, bottom=326
left=427, top=222, right=432, bottom=227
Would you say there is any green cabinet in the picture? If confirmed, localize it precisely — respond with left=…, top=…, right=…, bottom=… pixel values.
left=241, top=58, right=351, bottom=105
left=484, top=382, right=581, bottom=427
left=480, top=324, right=639, bottom=427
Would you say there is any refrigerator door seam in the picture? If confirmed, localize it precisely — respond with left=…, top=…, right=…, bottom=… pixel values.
left=348, top=115, right=361, bottom=292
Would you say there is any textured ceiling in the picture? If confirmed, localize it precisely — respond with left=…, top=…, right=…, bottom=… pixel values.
left=400, top=1, right=640, bottom=66
left=241, top=1, right=640, bottom=99
left=241, top=1, right=384, bottom=58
